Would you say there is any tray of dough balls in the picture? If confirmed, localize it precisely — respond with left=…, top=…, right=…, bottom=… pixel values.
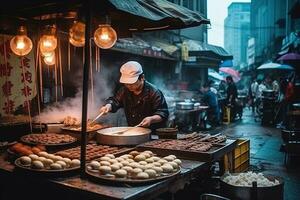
left=20, top=133, right=77, bottom=146
left=14, top=151, right=81, bottom=176
left=86, top=150, right=182, bottom=184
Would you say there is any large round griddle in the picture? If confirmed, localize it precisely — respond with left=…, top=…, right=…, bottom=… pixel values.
left=96, top=127, right=151, bottom=145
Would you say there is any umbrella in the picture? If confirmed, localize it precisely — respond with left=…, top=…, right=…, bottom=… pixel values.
left=257, top=62, right=294, bottom=70
left=277, top=53, right=300, bottom=61
left=208, top=71, right=224, bottom=81
left=219, top=67, right=241, bottom=82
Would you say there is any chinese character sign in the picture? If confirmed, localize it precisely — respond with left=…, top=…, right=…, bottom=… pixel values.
left=0, top=34, right=36, bottom=116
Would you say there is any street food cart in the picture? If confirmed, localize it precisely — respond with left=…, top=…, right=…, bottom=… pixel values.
left=0, top=1, right=249, bottom=200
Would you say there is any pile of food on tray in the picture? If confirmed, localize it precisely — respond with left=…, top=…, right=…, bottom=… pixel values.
left=21, top=133, right=76, bottom=145
left=55, top=143, right=131, bottom=161
left=9, top=142, right=46, bottom=156
left=141, top=139, right=214, bottom=152
left=62, top=116, right=105, bottom=131
left=86, top=150, right=182, bottom=180
left=180, top=132, right=227, bottom=144
left=16, top=151, right=80, bottom=170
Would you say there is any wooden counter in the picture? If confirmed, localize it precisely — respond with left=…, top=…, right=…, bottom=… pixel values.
left=0, top=152, right=210, bottom=200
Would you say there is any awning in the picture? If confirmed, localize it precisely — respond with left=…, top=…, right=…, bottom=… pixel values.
left=1, top=0, right=210, bottom=34
left=185, top=39, right=233, bottom=60
left=112, top=37, right=178, bottom=60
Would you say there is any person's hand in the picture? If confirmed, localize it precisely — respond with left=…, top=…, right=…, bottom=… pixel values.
left=99, top=104, right=112, bottom=114
left=137, top=116, right=153, bottom=128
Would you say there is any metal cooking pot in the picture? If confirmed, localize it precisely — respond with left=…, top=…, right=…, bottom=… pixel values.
left=220, top=173, right=284, bottom=200
left=96, top=127, right=151, bottom=146
left=176, top=102, right=194, bottom=110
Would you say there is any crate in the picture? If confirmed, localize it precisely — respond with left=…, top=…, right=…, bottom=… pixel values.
left=223, top=106, right=231, bottom=124
left=233, top=139, right=250, bottom=172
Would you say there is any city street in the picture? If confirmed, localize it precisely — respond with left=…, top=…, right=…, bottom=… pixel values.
left=220, top=109, right=300, bottom=200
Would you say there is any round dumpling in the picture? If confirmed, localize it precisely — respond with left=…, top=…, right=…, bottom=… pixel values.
left=164, top=156, right=174, bottom=162
left=132, top=168, right=143, bottom=177
left=32, top=160, right=44, bottom=169
left=173, top=159, right=182, bottom=165
left=90, top=161, right=101, bottom=170
left=115, top=169, right=127, bottom=178
left=62, top=158, right=72, bottom=165
left=134, top=154, right=146, bottom=162
left=70, top=159, right=80, bottom=167
left=139, top=161, right=147, bottom=165
left=144, top=164, right=154, bottom=169
left=143, top=150, right=154, bottom=156
left=104, top=154, right=115, bottom=159
left=116, top=157, right=124, bottom=162
left=136, top=172, right=149, bottom=179
left=153, top=162, right=161, bottom=167
left=56, top=161, right=67, bottom=168
left=152, top=166, right=163, bottom=175
left=158, top=159, right=168, bottom=165
left=129, top=151, right=140, bottom=157
left=152, top=156, right=160, bottom=162
left=108, top=159, right=118, bottom=164
left=100, top=156, right=110, bottom=161
left=145, top=158, right=154, bottom=163
left=140, top=153, right=151, bottom=159
left=28, top=154, right=39, bottom=161
left=126, top=159, right=134, bottom=163
left=100, top=161, right=110, bottom=166
left=20, top=156, right=31, bottom=165
left=144, top=169, right=156, bottom=178
left=162, top=164, right=174, bottom=173
left=38, top=151, right=48, bottom=158
left=122, top=166, right=133, bottom=174
left=121, top=160, right=130, bottom=166
left=129, top=162, right=140, bottom=169
left=168, top=161, right=179, bottom=169
left=43, top=158, right=54, bottom=167
left=50, top=163, right=62, bottom=170
left=110, top=164, right=120, bottom=172
left=99, top=166, right=112, bottom=175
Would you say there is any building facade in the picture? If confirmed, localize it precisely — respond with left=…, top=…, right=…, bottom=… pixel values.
left=224, top=2, right=250, bottom=69
left=250, top=0, right=299, bottom=67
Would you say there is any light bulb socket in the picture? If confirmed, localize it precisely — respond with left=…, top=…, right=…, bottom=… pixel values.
left=18, top=26, right=27, bottom=35
left=43, top=24, right=57, bottom=35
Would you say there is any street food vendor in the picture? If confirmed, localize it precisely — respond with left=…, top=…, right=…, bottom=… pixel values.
left=99, top=61, right=169, bottom=130
left=200, top=82, right=220, bottom=127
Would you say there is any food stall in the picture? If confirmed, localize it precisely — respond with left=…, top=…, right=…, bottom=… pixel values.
left=0, top=0, right=267, bottom=200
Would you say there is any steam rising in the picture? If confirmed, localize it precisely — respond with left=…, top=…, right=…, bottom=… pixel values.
left=35, top=60, right=119, bottom=124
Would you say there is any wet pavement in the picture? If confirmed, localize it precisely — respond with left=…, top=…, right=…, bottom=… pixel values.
left=220, top=108, right=300, bottom=200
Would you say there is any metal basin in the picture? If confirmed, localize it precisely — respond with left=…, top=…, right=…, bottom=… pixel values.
left=176, top=102, right=194, bottom=110
left=220, top=173, right=284, bottom=200
left=96, top=127, right=151, bottom=146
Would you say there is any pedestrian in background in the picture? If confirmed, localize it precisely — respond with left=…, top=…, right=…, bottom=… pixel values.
left=201, top=82, right=220, bottom=127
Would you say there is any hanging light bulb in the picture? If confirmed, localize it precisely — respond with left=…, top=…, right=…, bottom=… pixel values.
left=94, top=24, right=117, bottom=49
left=10, top=26, right=33, bottom=56
left=43, top=51, right=55, bottom=65
left=40, top=25, right=57, bottom=56
left=69, top=21, right=85, bottom=47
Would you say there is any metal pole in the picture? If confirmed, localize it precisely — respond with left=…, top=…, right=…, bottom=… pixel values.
left=80, top=0, right=91, bottom=178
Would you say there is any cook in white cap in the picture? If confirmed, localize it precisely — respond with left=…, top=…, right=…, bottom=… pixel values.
left=99, top=61, right=169, bottom=129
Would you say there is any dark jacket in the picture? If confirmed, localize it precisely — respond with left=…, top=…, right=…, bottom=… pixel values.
left=106, top=81, right=169, bottom=130
left=226, top=82, right=237, bottom=104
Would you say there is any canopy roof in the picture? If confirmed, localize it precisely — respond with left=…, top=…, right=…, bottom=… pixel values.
left=0, top=0, right=210, bottom=35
